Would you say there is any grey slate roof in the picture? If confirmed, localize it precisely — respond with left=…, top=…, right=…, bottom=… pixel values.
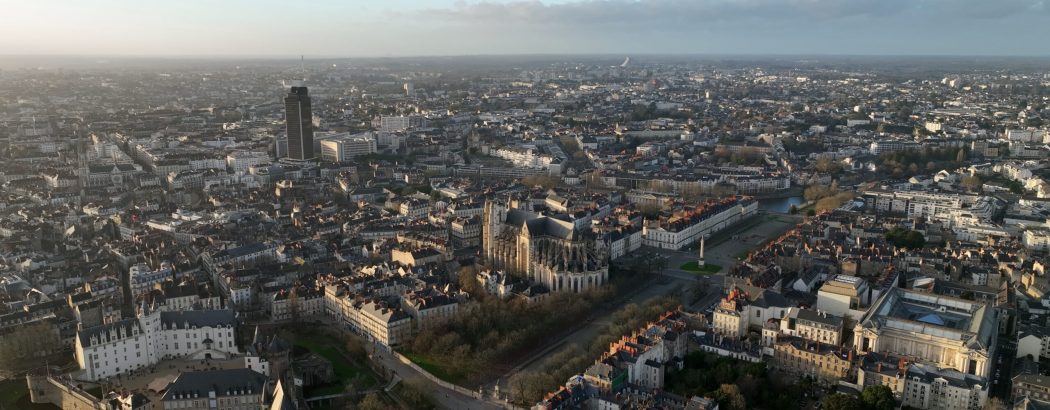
left=906, top=363, right=987, bottom=389
left=160, top=310, right=236, bottom=329
left=798, top=308, right=844, bottom=328
left=526, top=216, right=575, bottom=239
left=78, top=318, right=142, bottom=347
left=751, top=290, right=790, bottom=309
left=160, top=368, right=266, bottom=402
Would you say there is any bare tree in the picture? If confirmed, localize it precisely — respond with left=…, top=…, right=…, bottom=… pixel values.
left=288, top=287, right=300, bottom=322
left=983, top=397, right=1007, bottom=410
left=961, top=175, right=983, bottom=192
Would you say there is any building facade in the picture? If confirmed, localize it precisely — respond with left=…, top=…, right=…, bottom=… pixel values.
left=75, top=309, right=239, bottom=381
left=160, top=368, right=267, bottom=410
left=284, top=84, right=314, bottom=161
left=483, top=201, right=609, bottom=293
left=319, top=132, right=377, bottom=162
left=853, top=288, right=997, bottom=379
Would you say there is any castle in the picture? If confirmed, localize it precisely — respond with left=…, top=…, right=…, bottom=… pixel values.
left=74, top=305, right=239, bottom=381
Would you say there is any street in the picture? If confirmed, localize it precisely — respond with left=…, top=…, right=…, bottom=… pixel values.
left=337, top=210, right=804, bottom=409
left=369, top=347, right=503, bottom=410
left=490, top=211, right=800, bottom=399
left=990, top=335, right=1017, bottom=400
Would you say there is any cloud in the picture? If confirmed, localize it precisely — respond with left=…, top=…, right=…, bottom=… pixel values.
left=417, top=0, right=1045, bottom=27
left=372, top=0, right=1050, bottom=57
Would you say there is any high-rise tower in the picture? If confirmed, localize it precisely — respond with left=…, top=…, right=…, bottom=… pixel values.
left=284, top=83, right=314, bottom=161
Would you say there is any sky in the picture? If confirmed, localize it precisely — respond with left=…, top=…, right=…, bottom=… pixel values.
left=1, top=0, right=1048, bottom=57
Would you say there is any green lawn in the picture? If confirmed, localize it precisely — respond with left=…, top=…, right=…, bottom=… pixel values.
left=0, top=379, right=26, bottom=408
left=679, top=261, right=722, bottom=274
left=0, top=379, right=55, bottom=410
left=399, top=351, right=467, bottom=384
left=294, top=332, right=377, bottom=396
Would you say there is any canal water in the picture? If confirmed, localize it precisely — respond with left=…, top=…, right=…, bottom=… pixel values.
left=757, top=196, right=804, bottom=213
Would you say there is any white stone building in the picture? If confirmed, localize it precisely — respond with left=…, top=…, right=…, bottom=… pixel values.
left=75, top=309, right=239, bottom=381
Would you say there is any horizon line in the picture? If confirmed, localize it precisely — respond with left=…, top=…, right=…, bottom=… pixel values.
left=2, top=52, right=1050, bottom=60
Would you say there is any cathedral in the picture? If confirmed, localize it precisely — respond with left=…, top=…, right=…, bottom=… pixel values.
left=483, top=200, right=609, bottom=293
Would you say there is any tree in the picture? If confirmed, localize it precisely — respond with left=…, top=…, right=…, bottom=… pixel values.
left=820, top=393, right=863, bottom=410
left=584, top=172, right=606, bottom=189
left=711, top=182, right=738, bottom=197
left=1008, top=180, right=1025, bottom=194
left=815, top=158, right=842, bottom=174
left=681, top=184, right=704, bottom=201
left=984, top=397, right=1008, bottom=410
left=345, top=338, right=367, bottom=362
left=861, top=385, right=895, bottom=410
left=526, top=372, right=555, bottom=404
left=398, top=381, right=435, bottom=410
left=639, top=204, right=662, bottom=220
left=355, top=393, right=389, bottom=410
left=647, top=179, right=673, bottom=193
left=886, top=228, right=926, bottom=249
left=961, top=175, right=983, bottom=191
left=716, top=384, right=747, bottom=410
left=804, top=184, right=834, bottom=201
left=288, top=287, right=300, bottom=322
left=521, top=175, right=561, bottom=189
left=815, top=192, right=855, bottom=212
left=691, top=281, right=709, bottom=304
left=509, top=372, right=530, bottom=404
left=457, top=266, right=482, bottom=296
left=0, top=322, right=61, bottom=371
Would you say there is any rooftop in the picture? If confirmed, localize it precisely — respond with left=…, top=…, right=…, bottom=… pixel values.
left=160, top=368, right=266, bottom=401
left=859, top=287, right=995, bottom=350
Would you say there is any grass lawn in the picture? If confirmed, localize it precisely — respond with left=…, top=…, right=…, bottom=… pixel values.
left=679, top=261, right=722, bottom=274
left=0, top=379, right=26, bottom=408
left=293, top=331, right=377, bottom=396
left=0, top=379, right=55, bottom=410
left=399, top=351, right=467, bottom=384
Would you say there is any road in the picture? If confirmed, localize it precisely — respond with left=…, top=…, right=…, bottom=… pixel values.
left=491, top=211, right=801, bottom=396
left=510, top=276, right=686, bottom=375
left=357, top=211, right=801, bottom=409
left=486, top=274, right=690, bottom=396
left=652, top=213, right=800, bottom=276
left=319, top=318, right=506, bottom=410
left=990, top=335, right=1017, bottom=400
left=369, top=346, right=503, bottom=410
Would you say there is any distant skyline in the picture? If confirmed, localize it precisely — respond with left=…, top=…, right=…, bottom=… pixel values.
left=3, top=0, right=1048, bottom=57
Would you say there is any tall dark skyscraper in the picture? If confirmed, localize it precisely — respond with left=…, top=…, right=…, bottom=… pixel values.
left=284, top=84, right=314, bottom=161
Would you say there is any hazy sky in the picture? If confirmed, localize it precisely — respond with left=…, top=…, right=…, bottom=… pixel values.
left=2, top=0, right=1048, bottom=57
